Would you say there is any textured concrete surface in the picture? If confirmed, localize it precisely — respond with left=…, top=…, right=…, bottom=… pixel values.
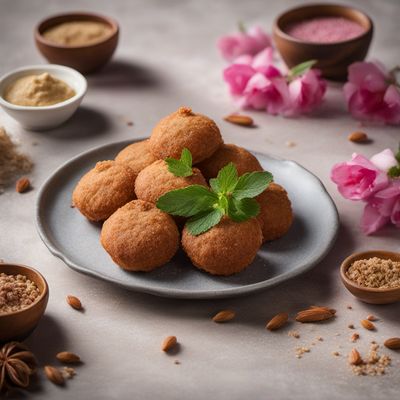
left=0, top=0, right=399, bottom=399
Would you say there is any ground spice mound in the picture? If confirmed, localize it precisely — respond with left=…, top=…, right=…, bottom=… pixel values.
left=346, top=257, right=400, bottom=289
left=0, top=127, right=33, bottom=190
left=351, top=344, right=391, bottom=376
left=0, top=273, right=40, bottom=313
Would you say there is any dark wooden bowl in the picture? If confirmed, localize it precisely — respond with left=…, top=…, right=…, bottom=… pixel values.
left=35, top=12, right=119, bottom=74
left=0, top=263, right=49, bottom=343
left=273, top=4, right=373, bottom=80
left=340, top=251, right=400, bottom=305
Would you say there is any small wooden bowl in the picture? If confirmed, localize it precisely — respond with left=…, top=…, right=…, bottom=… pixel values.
left=273, top=4, right=373, bottom=80
left=35, top=12, right=119, bottom=74
left=0, top=263, right=49, bottom=343
left=340, top=251, right=400, bottom=305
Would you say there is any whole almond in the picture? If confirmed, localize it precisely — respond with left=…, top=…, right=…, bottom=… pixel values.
left=266, top=312, right=289, bottom=331
left=224, top=114, right=254, bottom=127
left=361, top=319, right=375, bottom=330
left=348, top=131, right=368, bottom=143
left=384, top=337, right=400, bottom=350
left=56, top=351, right=81, bottom=363
left=212, top=310, right=235, bottom=323
left=295, top=308, right=335, bottom=323
left=348, top=349, right=362, bottom=365
left=66, top=295, right=82, bottom=310
left=161, top=336, right=177, bottom=352
left=16, top=177, right=30, bottom=193
left=44, top=366, right=64, bottom=385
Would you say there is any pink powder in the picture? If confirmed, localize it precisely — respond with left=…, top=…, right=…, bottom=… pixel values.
left=286, top=17, right=365, bottom=43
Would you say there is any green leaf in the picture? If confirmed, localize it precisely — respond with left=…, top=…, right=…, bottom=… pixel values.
left=232, top=171, right=273, bottom=200
left=213, top=163, right=238, bottom=194
left=186, top=208, right=224, bottom=235
left=165, top=148, right=193, bottom=177
left=228, top=197, right=260, bottom=222
left=156, top=185, right=217, bottom=217
left=395, top=145, right=400, bottom=164
left=388, top=165, right=400, bottom=178
left=288, top=60, right=317, bottom=80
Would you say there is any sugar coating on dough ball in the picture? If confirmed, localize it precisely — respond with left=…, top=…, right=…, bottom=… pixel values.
left=197, top=143, right=263, bottom=179
left=181, top=217, right=262, bottom=276
left=149, top=107, right=223, bottom=164
left=135, top=159, right=207, bottom=203
left=72, top=160, right=136, bottom=222
left=100, top=200, right=179, bottom=271
left=256, top=183, right=293, bottom=242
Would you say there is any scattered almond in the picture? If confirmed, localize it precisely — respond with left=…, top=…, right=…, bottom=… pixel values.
left=349, top=349, right=362, bottom=365
left=56, top=351, right=81, bottom=363
left=351, top=333, right=360, bottom=342
left=295, top=307, right=335, bottom=323
left=212, top=310, right=235, bottom=323
left=15, top=177, right=30, bottom=193
left=161, top=336, right=177, bottom=352
left=224, top=114, right=254, bottom=127
left=367, top=315, right=377, bottom=321
left=361, top=319, right=375, bottom=330
left=44, top=365, right=64, bottom=385
left=266, top=312, right=288, bottom=331
left=384, top=337, right=400, bottom=350
left=66, top=295, right=82, bottom=310
left=348, top=131, right=368, bottom=143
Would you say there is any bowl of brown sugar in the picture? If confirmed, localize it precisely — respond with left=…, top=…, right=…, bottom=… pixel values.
left=0, top=263, right=49, bottom=343
left=340, top=251, right=400, bottom=304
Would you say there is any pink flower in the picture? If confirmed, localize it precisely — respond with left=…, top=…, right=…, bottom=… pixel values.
left=331, top=153, right=390, bottom=200
left=217, top=26, right=272, bottom=62
left=370, top=148, right=398, bottom=171
left=288, top=69, right=327, bottom=115
left=344, top=61, right=400, bottom=125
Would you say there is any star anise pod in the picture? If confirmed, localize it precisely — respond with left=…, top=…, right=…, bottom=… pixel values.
left=0, top=342, right=37, bottom=392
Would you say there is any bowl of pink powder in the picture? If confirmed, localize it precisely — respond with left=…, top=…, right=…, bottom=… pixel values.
left=273, top=3, right=373, bottom=80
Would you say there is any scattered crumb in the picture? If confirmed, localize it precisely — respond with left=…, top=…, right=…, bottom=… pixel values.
left=351, top=344, right=391, bottom=376
left=288, top=331, right=300, bottom=339
left=317, top=336, right=323, bottom=342
left=347, top=305, right=353, bottom=310
left=311, top=342, right=316, bottom=346
left=332, top=351, right=340, bottom=357
left=351, top=333, right=360, bottom=342
left=126, top=121, right=134, bottom=127
left=285, top=140, right=296, bottom=148
left=335, top=333, right=341, bottom=337
left=295, top=347, right=310, bottom=359
left=371, top=340, right=377, bottom=345
left=348, top=324, right=355, bottom=329
left=174, top=360, right=181, bottom=365
left=70, top=204, right=75, bottom=208
left=62, top=367, right=76, bottom=379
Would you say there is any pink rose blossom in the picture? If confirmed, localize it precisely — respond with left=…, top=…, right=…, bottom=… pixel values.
left=217, top=26, right=272, bottom=62
left=370, top=148, right=398, bottom=171
left=331, top=153, right=389, bottom=200
left=344, top=61, right=400, bottom=125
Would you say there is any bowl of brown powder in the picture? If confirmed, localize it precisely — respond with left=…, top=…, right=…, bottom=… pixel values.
left=340, top=251, right=400, bottom=304
left=0, top=263, right=49, bottom=343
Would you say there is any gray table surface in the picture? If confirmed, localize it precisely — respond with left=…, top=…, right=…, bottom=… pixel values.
left=1, top=0, right=399, bottom=399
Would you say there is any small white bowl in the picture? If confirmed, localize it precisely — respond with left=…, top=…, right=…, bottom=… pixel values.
left=0, top=64, right=87, bottom=130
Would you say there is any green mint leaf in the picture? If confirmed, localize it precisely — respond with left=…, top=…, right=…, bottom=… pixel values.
left=232, top=171, right=273, bottom=200
left=395, top=145, right=400, bottom=164
left=165, top=148, right=193, bottom=177
left=228, top=197, right=260, bottom=222
left=186, top=208, right=224, bottom=235
left=388, top=165, right=400, bottom=178
left=212, top=162, right=238, bottom=194
left=288, top=60, right=317, bottom=80
left=156, top=185, right=217, bottom=217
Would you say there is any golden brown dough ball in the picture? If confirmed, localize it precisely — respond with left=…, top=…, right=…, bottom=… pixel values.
left=135, top=159, right=207, bottom=204
left=72, top=160, right=136, bottom=222
left=149, top=107, right=223, bottom=163
left=256, top=183, right=293, bottom=242
left=100, top=200, right=179, bottom=272
left=115, top=139, right=158, bottom=177
left=181, top=217, right=262, bottom=276
left=197, top=143, right=263, bottom=179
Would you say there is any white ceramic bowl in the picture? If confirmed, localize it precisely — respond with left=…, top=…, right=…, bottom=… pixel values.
left=0, top=64, right=87, bottom=130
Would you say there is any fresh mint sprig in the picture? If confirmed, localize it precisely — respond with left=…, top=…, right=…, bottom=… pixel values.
left=157, top=161, right=273, bottom=235
left=287, top=60, right=317, bottom=81
left=165, top=148, right=193, bottom=177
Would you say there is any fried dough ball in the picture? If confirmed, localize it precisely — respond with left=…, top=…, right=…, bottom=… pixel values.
left=135, top=159, right=207, bottom=203
left=100, top=200, right=179, bottom=271
left=115, top=139, right=158, bottom=177
left=149, top=107, right=223, bottom=163
left=256, top=183, right=293, bottom=242
left=197, top=143, right=263, bottom=179
left=72, top=160, right=136, bottom=222
left=181, top=217, right=262, bottom=276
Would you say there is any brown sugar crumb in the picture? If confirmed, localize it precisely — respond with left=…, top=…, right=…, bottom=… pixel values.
left=346, top=257, right=400, bottom=289
left=288, top=330, right=300, bottom=339
left=351, top=333, right=360, bottom=342
left=350, top=344, right=391, bottom=376
left=0, top=273, right=40, bottom=313
left=295, top=347, right=310, bottom=359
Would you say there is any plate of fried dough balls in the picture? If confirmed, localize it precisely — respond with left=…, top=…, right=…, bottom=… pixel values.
left=36, top=107, right=339, bottom=299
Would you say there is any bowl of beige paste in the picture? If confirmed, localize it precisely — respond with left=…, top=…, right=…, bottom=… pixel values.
left=0, top=64, right=87, bottom=130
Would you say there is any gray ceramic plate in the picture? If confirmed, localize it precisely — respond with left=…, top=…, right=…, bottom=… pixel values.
left=36, top=139, right=339, bottom=299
